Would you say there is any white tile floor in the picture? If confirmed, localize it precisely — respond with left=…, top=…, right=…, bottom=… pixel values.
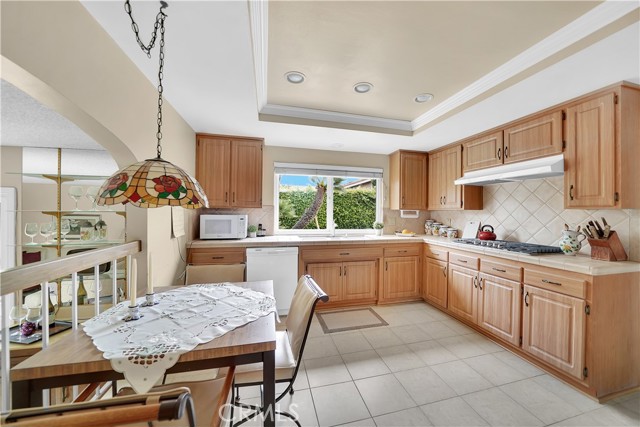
left=234, top=301, right=640, bottom=427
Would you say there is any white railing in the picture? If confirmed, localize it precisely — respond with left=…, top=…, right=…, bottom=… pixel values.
left=0, top=241, right=141, bottom=412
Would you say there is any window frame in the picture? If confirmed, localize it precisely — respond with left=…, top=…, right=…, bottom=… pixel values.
left=273, top=166, right=383, bottom=236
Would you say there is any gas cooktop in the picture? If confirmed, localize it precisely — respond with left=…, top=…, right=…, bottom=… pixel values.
left=452, top=239, right=562, bottom=255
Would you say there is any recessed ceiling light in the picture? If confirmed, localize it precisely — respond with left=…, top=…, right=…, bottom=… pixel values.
left=285, top=71, right=305, bottom=84
left=354, top=82, right=373, bottom=94
left=415, top=93, right=434, bottom=103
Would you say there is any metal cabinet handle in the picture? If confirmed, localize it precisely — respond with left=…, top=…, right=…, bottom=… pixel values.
left=225, top=192, right=228, bottom=203
left=569, top=185, right=574, bottom=200
left=524, top=291, right=529, bottom=307
left=442, top=266, right=447, bottom=277
left=443, top=196, right=446, bottom=204
left=385, top=262, right=388, bottom=271
left=542, top=279, right=562, bottom=286
left=440, top=196, right=443, bottom=205
left=492, top=267, right=506, bottom=273
left=504, top=146, right=509, bottom=158
left=233, top=192, right=236, bottom=203
left=457, top=259, right=468, bottom=263
left=340, top=252, right=350, bottom=256
left=497, top=148, right=502, bottom=160
left=473, top=276, right=478, bottom=288
left=339, top=266, right=342, bottom=276
left=399, top=250, right=407, bottom=253
left=344, top=266, right=347, bottom=277
left=212, top=256, right=224, bottom=260
left=479, top=278, right=484, bottom=290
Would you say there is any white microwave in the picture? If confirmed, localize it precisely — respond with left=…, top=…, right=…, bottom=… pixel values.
left=200, top=214, right=248, bottom=240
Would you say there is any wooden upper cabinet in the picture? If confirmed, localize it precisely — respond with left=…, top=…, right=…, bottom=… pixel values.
left=389, top=150, right=427, bottom=210
left=428, top=146, right=482, bottom=211
left=196, top=134, right=263, bottom=208
left=503, top=111, right=563, bottom=164
left=564, top=85, right=640, bottom=209
left=462, top=131, right=503, bottom=172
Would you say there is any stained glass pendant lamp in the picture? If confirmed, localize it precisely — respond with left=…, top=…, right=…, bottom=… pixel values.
left=97, top=1, right=208, bottom=209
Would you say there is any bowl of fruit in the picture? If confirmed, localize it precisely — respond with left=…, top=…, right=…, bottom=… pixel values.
left=395, top=229, right=416, bottom=237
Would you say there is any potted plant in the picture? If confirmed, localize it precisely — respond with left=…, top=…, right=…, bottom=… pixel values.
left=373, top=221, right=384, bottom=236
left=247, top=224, right=258, bottom=238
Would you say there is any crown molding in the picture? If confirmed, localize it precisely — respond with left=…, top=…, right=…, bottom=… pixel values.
left=411, top=0, right=639, bottom=130
left=250, top=0, right=638, bottom=134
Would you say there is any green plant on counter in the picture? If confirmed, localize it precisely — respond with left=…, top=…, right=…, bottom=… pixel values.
left=247, top=224, right=258, bottom=233
left=373, top=221, right=384, bottom=229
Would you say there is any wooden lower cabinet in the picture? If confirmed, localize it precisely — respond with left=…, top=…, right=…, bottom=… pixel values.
left=307, top=260, right=377, bottom=306
left=423, top=258, right=447, bottom=309
left=522, top=285, right=585, bottom=380
left=382, top=256, right=420, bottom=301
left=447, top=264, right=478, bottom=323
left=477, top=273, right=521, bottom=346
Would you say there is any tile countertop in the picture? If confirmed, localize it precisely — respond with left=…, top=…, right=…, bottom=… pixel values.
left=190, top=235, right=640, bottom=276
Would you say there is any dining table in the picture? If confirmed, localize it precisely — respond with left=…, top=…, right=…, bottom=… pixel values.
left=10, top=280, right=278, bottom=427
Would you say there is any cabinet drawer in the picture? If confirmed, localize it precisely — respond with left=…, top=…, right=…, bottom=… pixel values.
left=480, top=260, right=522, bottom=282
left=189, top=248, right=245, bottom=265
left=303, top=246, right=382, bottom=262
left=424, top=245, right=448, bottom=261
left=524, top=269, right=586, bottom=299
left=384, top=245, right=421, bottom=257
left=449, top=252, right=479, bottom=269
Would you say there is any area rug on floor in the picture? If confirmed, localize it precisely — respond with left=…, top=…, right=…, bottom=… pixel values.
left=316, top=308, right=388, bottom=333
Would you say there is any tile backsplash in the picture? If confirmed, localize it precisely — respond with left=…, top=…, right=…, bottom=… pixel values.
left=199, top=176, right=638, bottom=261
left=429, top=177, right=639, bottom=261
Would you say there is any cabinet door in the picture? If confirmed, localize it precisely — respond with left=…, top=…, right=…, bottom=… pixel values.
left=565, top=93, right=616, bottom=208
left=306, top=262, right=343, bottom=302
left=196, top=137, right=231, bottom=207
left=343, top=260, right=377, bottom=301
left=383, top=256, right=420, bottom=300
left=462, top=131, right=503, bottom=172
left=503, top=111, right=563, bottom=164
left=442, top=146, right=463, bottom=209
left=423, top=258, right=447, bottom=309
left=478, top=273, right=521, bottom=346
left=522, top=285, right=585, bottom=380
left=400, top=152, right=427, bottom=210
left=230, top=140, right=263, bottom=208
left=447, top=264, right=478, bottom=324
left=427, top=151, right=442, bottom=210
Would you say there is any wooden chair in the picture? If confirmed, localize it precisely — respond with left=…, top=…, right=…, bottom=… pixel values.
left=184, top=264, right=245, bottom=285
left=2, top=387, right=195, bottom=427
left=230, top=275, right=328, bottom=426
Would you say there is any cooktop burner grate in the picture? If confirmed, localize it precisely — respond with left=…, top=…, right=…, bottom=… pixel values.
left=452, top=239, right=562, bottom=255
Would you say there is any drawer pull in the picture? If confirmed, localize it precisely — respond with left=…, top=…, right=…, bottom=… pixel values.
left=492, top=267, right=507, bottom=273
left=339, top=252, right=350, bottom=256
left=542, top=279, right=562, bottom=286
left=524, top=291, right=529, bottom=307
left=212, top=256, right=224, bottom=260
left=473, top=276, right=478, bottom=288
left=443, top=266, right=447, bottom=277
left=344, top=266, right=347, bottom=277
left=479, top=278, right=484, bottom=290
left=399, top=250, right=407, bottom=253
left=457, top=259, right=468, bottom=263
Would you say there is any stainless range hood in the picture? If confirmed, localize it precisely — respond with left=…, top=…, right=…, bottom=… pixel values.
left=454, top=154, right=564, bottom=186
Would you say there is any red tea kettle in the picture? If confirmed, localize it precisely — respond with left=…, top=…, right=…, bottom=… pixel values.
left=478, top=225, right=497, bottom=240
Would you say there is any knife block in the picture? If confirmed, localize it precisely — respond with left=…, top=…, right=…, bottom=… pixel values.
left=588, top=231, right=628, bottom=261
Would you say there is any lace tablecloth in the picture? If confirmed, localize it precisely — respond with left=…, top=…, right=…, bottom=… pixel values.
left=83, top=283, right=276, bottom=393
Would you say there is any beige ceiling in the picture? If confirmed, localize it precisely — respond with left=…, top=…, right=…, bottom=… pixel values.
left=267, top=1, right=601, bottom=123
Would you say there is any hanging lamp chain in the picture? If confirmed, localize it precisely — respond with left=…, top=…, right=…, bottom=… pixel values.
left=124, top=0, right=167, bottom=159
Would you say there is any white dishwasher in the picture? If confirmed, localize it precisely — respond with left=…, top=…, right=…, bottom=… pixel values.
left=246, top=247, right=299, bottom=315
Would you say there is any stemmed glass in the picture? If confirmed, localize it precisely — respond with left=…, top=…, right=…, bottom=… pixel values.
left=39, top=222, right=53, bottom=244
left=68, top=186, right=85, bottom=210
left=60, top=219, right=71, bottom=241
left=86, top=186, right=99, bottom=210
left=9, top=305, right=28, bottom=341
left=25, top=306, right=43, bottom=333
left=24, top=223, right=39, bottom=245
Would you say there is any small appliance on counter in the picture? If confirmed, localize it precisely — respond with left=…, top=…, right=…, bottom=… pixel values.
left=200, top=214, right=248, bottom=239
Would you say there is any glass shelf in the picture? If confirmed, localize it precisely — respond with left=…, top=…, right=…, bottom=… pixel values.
left=16, top=240, right=124, bottom=248
left=10, top=210, right=125, bottom=216
left=7, top=172, right=110, bottom=181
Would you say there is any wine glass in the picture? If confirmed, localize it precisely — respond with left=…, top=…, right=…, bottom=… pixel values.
left=24, top=223, right=39, bottom=245
left=68, top=186, right=85, bottom=210
left=86, top=186, right=99, bottom=210
left=9, top=305, right=28, bottom=341
left=39, top=222, right=53, bottom=244
left=25, top=306, right=43, bottom=331
left=60, top=219, right=71, bottom=241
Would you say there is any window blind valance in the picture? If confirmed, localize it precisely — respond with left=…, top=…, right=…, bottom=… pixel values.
left=274, top=162, right=383, bottom=179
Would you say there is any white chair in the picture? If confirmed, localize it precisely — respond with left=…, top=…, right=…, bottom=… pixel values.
left=230, top=275, right=328, bottom=426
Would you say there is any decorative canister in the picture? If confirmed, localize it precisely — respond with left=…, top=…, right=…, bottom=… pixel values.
left=424, top=220, right=434, bottom=235
left=439, top=226, right=448, bottom=237
left=559, top=230, right=586, bottom=256
left=431, top=223, right=442, bottom=236
left=447, top=228, right=458, bottom=239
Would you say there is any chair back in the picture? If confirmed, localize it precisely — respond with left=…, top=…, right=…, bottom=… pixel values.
left=285, top=275, right=329, bottom=361
left=185, top=264, right=245, bottom=285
